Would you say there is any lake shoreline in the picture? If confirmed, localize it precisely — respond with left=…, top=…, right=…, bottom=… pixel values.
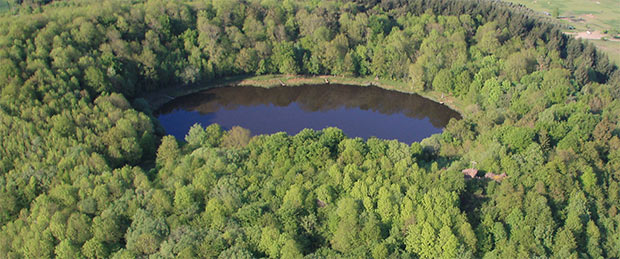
left=156, top=84, right=460, bottom=143
left=140, top=74, right=465, bottom=117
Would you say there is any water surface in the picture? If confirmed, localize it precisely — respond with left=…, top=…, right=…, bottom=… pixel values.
left=156, top=84, right=460, bottom=143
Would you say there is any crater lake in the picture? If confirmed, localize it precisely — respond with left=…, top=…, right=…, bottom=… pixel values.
left=155, top=84, right=461, bottom=143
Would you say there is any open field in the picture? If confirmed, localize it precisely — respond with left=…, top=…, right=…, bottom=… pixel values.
left=586, top=39, right=620, bottom=64
left=509, top=0, right=619, bottom=31
left=508, top=0, right=619, bottom=64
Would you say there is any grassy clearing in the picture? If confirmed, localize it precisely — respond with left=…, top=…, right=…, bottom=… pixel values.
left=141, top=75, right=467, bottom=116
left=509, top=0, right=619, bottom=32
left=588, top=39, right=620, bottom=64
left=508, top=0, right=619, bottom=64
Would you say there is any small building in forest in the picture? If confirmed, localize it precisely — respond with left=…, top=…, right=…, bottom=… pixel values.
left=462, top=168, right=478, bottom=179
left=462, top=168, right=507, bottom=182
left=484, top=172, right=507, bottom=182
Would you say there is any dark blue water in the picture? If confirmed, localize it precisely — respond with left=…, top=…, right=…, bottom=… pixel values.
left=155, top=84, right=460, bottom=143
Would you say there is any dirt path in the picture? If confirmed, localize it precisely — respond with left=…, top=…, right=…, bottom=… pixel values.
left=567, top=30, right=620, bottom=41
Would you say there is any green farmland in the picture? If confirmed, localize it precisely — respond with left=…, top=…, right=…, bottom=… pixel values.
left=509, top=0, right=620, bottom=63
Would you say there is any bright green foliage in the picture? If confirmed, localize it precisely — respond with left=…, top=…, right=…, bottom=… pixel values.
left=0, top=0, right=618, bottom=258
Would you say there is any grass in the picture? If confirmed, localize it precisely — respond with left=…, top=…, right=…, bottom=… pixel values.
left=508, top=0, right=619, bottom=31
left=589, top=39, right=620, bottom=64
left=506, top=0, right=620, bottom=64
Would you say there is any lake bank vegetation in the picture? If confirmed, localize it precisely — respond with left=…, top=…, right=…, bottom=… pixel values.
left=0, top=0, right=618, bottom=258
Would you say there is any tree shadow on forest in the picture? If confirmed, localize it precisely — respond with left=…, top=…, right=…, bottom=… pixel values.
left=460, top=178, right=491, bottom=229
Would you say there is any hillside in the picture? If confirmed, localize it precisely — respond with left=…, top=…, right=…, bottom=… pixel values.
left=507, top=0, right=620, bottom=64
left=0, top=0, right=618, bottom=258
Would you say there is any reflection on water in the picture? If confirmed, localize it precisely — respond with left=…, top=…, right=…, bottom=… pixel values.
left=156, top=84, right=461, bottom=143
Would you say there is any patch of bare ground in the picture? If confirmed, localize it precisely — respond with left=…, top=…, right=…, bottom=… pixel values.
left=567, top=30, right=620, bottom=41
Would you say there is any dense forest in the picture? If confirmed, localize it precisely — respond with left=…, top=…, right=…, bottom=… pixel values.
left=0, top=0, right=619, bottom=258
